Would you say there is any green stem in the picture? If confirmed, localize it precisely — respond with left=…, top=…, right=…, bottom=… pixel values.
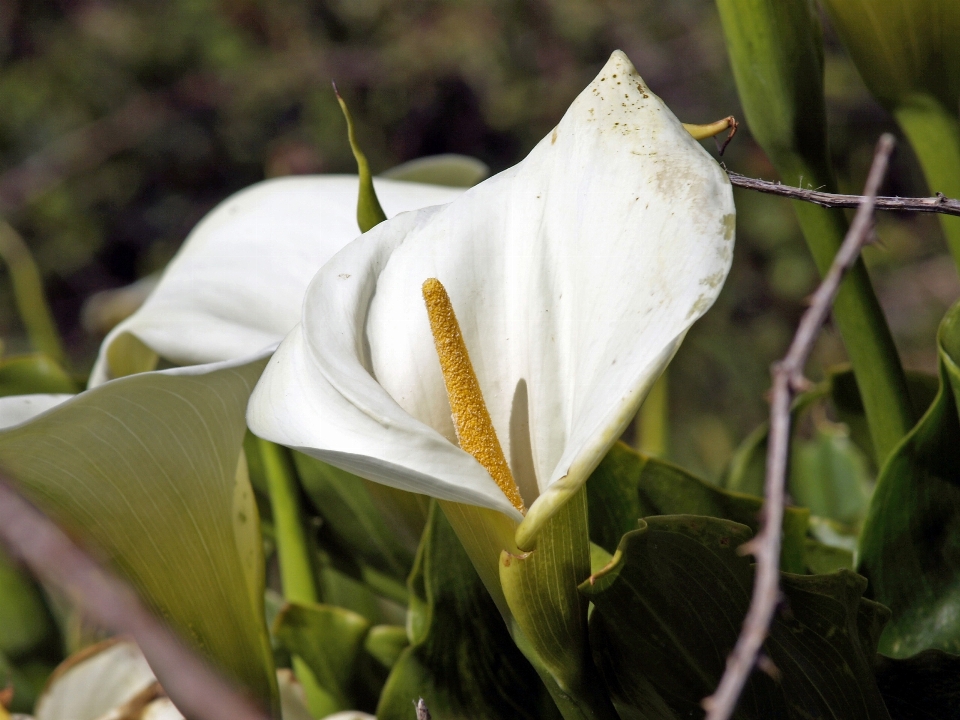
left=257, top=439, right=329, bottom=715
left=0, top=220, right=66, bottom=366
left=637, top=371, right=669, bottom=458
left=893, top=97, right=960, bottom=270
left=787, top=185, right=915, bottom=465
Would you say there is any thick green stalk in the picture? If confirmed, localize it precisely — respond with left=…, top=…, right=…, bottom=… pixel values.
left=893, top=98, right=960, bottom=268
left=637, top=371, right=669, bottom=458
left=715, top=0, right=914, bottom=465
left=257, top=439, right=331, bottom=716
left=786, top=169, right=915, bottom=464
left=0, top=220, right=66, bottom=366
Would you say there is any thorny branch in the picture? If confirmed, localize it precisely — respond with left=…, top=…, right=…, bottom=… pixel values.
left=726, top=170, right=960, bottom=217
left=0, top=477, right=270, bottom=720
left=702, top=134, right=897, bottom=720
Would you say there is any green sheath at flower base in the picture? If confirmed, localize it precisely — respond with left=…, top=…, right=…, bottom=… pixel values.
left=819, top=0, right=960, bottom=270
left=715, top=0, right=914, bottom=465
left=334, top=84, right=388, bottom=233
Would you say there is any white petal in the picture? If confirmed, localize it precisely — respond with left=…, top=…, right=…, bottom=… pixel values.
left=35, top=639, right=156, bottom=720
left=250, top=51, right=734, bottom=539
left=89, top=177, right=464, bottom=386
left=0, top=394, right=73, bottom=430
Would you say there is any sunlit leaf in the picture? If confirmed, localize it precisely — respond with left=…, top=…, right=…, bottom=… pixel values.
left=0, top=357, right=278, bottom=711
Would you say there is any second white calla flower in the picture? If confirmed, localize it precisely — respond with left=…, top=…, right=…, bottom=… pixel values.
left=89, top=176, right=465, bottom=386
left=248, top=50, right=736, bottom=546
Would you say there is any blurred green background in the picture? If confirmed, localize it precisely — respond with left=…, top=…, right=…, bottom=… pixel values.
left=0, top=0, right=954, bottom=480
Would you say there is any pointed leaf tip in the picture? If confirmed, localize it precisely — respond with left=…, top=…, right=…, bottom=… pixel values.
left=334, top=85, right=387, bottom=233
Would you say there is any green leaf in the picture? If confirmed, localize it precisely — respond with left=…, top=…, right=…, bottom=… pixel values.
left=722, top=382, right=825, bottom=497
left=804, top=537, right=855, bottom=575
left=830, top=367, right=939, bottom=467
left=715, top=0, right=914, bottom=466
left=874, top=649, right=960, bottom=719
left=587, top=442, right=809, bottom=573
left=380, top=154, right=489, bottom=187
left=580, top=515, right=892, bottom=719
left=272, top=601, right=371, bottom=715
left=858, top=300, right=960, bottom=657
left=499, top=486, right=619, bottom=720
left=363, top=625, right=409, bottom=671
left=0, top=359, right=278, bottom=712
left=293, top=452, right=421, bottom=584
left=0, top=550, right=55, bottom=659
left=818, top=0, right=960, bottom=266
left=790, top=423, right=872, bottom=526
left=0, top=353, right=77, bottom=397
left=0, top=647, right=46, bottom=713
left=376, top=501, right=558, bottom=720
left=335, top=86, right=387, bottom=233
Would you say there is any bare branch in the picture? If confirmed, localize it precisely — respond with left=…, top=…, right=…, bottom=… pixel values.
left=0, top=477, right=271, bottom=720
left=726, top=170, right=960, bottom=217
left=703, top=134, right=897, bottom=720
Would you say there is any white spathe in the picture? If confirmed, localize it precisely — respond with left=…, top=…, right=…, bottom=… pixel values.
left=89, top=176, right=465, bottom=386
left=30, top=639, right=315, bottom=720
left=248, top=51, right=736, bottom=545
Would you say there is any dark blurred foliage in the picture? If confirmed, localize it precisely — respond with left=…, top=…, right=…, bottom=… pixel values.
left=0, top=0, right=955, bottom=478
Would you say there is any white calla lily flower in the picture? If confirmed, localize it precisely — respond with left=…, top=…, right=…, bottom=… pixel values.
left=27, top=639, right=319, bottom=720
left=89, top=176, right=465, bottom=386
left=248, top=50, right=736, bottom=547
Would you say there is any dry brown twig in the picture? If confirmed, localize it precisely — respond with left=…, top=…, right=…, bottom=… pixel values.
left=702, top=133, right=897, bottom=720
left=0, top=477, right=271, bottom=720
left=726, top=169, right=960, bottom=217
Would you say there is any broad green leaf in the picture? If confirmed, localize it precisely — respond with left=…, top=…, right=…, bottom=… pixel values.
left=363, top=625, right=408, bottom=671
left=0, top=550, right=54, bottom=659
left=790, top=424, right=872, bottom=526
left=858, top=300, right=960, bottom=657
left=722, top=382, right=825, bottom=497
left=715, top=0, right=914, bottom=465
left=0, top=354, right=77, bottom=397
left=587, top=442, right=808, bottom=573
left=380, top=154, right=489, bottom=188
left=0, top=358, right=278, bottom=712
left=376, top=502, right=558, bottom=720
left=580, top=515, right=891, bottom=719
left=293, top=452, right=421, bottom=584
left=499, top=486, right=619, bottom=720
left=874, top=649, right=960, bottom=719
left=819, top=0, right=960, bottom=265
left=272, top=602, right=371, bottom=716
